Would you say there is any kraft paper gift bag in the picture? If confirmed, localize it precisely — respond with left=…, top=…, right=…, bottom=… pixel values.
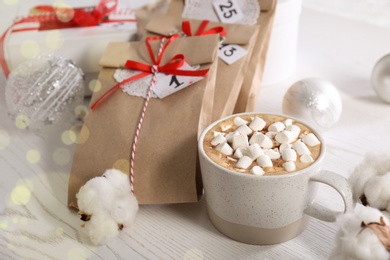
left=68, top=34, right=220, bottom=207
left=166, top=0, right=277, bottom=113
left=144, top=10, right=259, bottom=121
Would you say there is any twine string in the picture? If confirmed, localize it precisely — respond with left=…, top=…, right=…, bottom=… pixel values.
left=129, top=38, right=166, bottom=194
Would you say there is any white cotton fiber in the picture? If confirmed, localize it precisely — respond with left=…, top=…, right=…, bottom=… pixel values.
left=329, top=205, right=390, bottom=260
left=83, top=211, right=119, bottom=245
left=103, top=168, right=132, bottom=196
left=76, top=169, right=139, bottom=245
left=364, top=172, right=390, bottom=211
left=349, top=152, right=390, bottom=206
left=111, top=193, right=139, bottom=227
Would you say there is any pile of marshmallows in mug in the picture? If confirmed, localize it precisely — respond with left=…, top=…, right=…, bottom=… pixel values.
left=210, top=116, right=321, bottom=175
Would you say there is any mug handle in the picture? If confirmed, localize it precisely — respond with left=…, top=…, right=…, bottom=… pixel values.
left=304, top=170, right=356, bottom=222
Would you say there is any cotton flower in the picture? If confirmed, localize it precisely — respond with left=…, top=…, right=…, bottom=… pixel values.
left=329, top=205, right=390, bottom=260
left=349, top=152, right=390, bottom=210
left=76, top=169, right=139, bottom=245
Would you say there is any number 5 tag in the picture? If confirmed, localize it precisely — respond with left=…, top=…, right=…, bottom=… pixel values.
left=218, top=43, right=248, bottom=65
left=212, top=0, right=244, bottom=24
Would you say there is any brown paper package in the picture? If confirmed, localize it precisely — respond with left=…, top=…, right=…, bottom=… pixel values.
left=68, top=34, right=220, bottom=207
left=144, top=9, right=259, bottom=121
left=166, top=0, right=277, bottom=113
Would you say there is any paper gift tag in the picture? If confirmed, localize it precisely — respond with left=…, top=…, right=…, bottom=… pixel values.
left=182, top=0, right=260, bottom=25
left=115, top=62, right=204, bottom=99
left=152, top=63, right=204, bottom=99
left=212, top=0, right=244, bottom=24
left=218, top=43, right=248, bottom=65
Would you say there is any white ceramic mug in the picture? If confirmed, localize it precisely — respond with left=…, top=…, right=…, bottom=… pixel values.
left=198, top=112, right=355, bottom=245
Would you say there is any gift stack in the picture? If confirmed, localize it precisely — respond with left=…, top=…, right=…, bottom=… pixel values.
left=68, top=0, right=277, bottom=208
left=0, top=0, right=277, bottom=206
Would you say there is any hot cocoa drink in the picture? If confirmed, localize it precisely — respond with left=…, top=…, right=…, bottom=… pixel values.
left=203, top=114, right=321, bottom=175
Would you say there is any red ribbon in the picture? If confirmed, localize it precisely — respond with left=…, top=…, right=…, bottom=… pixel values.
left=181, top=20, right=226, bottom=37
left=0, top=0, right=135, bottom=78
left=90, top=34, right=210, bottom=110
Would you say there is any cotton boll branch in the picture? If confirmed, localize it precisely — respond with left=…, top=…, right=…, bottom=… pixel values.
left=360, top=217, right=390, bottom=252
left=75, top=169, right=139, bottom=245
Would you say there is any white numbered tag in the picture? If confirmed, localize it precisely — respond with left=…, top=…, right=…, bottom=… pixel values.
left=151, top=63, right=204, bottom=99
left=218, top=44, right=248, bottom=65
left=212, top=0, right=244, bottom=24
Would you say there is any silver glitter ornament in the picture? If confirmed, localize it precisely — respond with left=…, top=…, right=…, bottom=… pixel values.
left=5, top=55, right=84, bottom=130
left=282, top=78, right=342, bottom=130
left=371, top=53, right=390, bottom=103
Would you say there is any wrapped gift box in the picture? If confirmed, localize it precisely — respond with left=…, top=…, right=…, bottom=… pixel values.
left=1, top=0, right=151, bottom=75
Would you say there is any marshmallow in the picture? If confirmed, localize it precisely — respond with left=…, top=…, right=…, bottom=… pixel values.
left=249, top=116, right=266, bottom=131
left=249, top=132, right=261, bottom=145
left=213, top=131, right=225, bottom=137
left=216, top=142, right=234, bottom=155
left=250, top=133, right=274, bottom=149
left=300, top=154, right=314, bottom=163
left=250, top=166, right=265, bottom=176
left=234, top=116, right=248, bottom=126
left=232, top=135, right=249, bottom=149
left=266, top=148, right=280, bottom=159
left=265, top=131, right=277, bottom=139
left=268, top=122, right=285, bottom=132
left=225, top=131, right=240, bottom=142
left=282, top=148, right=297, bottom=162
left=293, top=141, right=311, bottom=155
left=247, top=143, right=264, bottom=160
left=227, top=156, right=238, bottom=162
left=211, top=134, right=227, bottom=146
left=302, top=133, right=320, bottom=147
left=282, top=118, right=293, bottom=126
left=236, top=124, right=253, bottom=136
left=275, top=130, right=296, bottom=144
left=286, top=125, right=301, bottom=138
left=220, top=122, right=232, bottom=131
left=234, top=147, right=248, bottom=159
left=257, top=154, right=273, bottom=168
left=279, top=143, right=291, bottom=152
left=283, top=161, right=296, bottom=172
left=236, top=156, right=253, bottom=169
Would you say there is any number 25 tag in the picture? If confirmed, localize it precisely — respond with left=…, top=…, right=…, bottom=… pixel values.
left=218, top=44, right=248, bottom=65
left=212, top=0, right=244, bottom=24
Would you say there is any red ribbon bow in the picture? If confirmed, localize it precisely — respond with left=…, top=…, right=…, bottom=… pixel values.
left=181, top=20, right=226, bottom=37
left=90, top=34, right=210, bottom=110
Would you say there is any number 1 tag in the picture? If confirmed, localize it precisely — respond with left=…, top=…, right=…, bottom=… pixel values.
left=212, top=0, right=244, bottom=24
left=218, top=44, right=248, bottom=65
left=152, top=62, right=204, bottom=99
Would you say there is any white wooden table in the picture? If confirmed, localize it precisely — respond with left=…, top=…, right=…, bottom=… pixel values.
left=1, top=4, right=390, bottom=260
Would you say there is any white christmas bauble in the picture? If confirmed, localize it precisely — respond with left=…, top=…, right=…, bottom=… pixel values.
left=371, top=53, right=390, bottom=103
left=282, top=78, right=342, bottom=130
left=5, top=55, right=84, bottom=130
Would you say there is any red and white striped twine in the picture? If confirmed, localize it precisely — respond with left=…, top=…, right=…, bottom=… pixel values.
left=129, top=37, right=166, bottom=194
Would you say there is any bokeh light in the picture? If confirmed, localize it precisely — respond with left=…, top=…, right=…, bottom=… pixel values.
left=113, top=159, right=130, bottom=173
left=89, top=79, right=102, bottom=93
left=67, top=247, right=88, bottom=260
left=10, top=184, right=32, bottom=206
left=15, top=114, right=30, bottom=129
left=74, top=105, right=88, bottom=120
left=26, top=149, right=41, bottom=164
left=53, top=147, right=71, bottom=165
left=61, top=130, right=77, bottom=145
left=45, top=30, right=65, bottom=50
left=3, top=0, right=18, bottom=5
left=20, top=40, right=40, bottom=59
left=76, top=125, right=89, bottom=144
